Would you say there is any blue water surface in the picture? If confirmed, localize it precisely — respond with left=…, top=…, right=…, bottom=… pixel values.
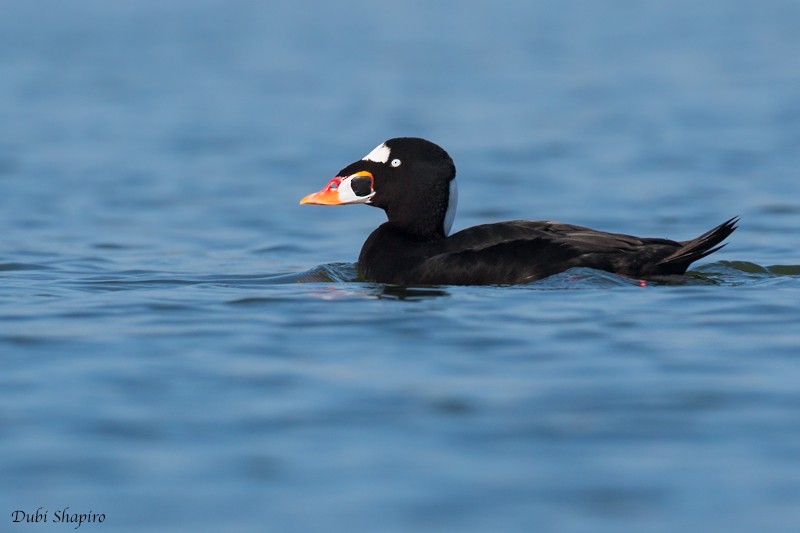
left=2, top=1, right=800, bottom=532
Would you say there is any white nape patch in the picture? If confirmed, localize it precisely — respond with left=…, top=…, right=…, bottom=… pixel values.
left=443, top=179, right=458, bottom=236
left=362, top=143, right=391, bottom=164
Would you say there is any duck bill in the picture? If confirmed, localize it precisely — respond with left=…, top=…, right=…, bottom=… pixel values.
left=299, top=171, right=374, bottom=205
left=299, top=178, right=343, bottom=205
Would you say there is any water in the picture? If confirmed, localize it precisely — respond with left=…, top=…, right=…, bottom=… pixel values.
left=2, top=1, right=800, bottom=531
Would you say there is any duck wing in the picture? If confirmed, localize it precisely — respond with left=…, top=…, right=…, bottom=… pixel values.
left=410, top=218, right=737, bottom=285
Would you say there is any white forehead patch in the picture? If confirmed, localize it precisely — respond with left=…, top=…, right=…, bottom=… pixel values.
left=362, top=143, right=391, bottom=163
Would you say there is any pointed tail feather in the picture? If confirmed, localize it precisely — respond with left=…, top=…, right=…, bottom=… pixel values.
left=656, top=216, right=739, bottom=273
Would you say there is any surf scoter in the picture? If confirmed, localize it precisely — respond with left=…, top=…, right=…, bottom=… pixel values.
left=300, top=137, right=738, bottom=285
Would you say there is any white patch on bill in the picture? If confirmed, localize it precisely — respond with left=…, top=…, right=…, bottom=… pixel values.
left=362, top=143, right=391, bottom=164
left=337, top=175, right=375, bottom=204
left=443, top=179, right=458, bottom=236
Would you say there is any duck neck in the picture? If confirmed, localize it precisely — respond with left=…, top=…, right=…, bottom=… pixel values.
left=383, top=178, right=457, bottom=241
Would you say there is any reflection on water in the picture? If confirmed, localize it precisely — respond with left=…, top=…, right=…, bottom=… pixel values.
left=375, top=285, right=452, bottom=300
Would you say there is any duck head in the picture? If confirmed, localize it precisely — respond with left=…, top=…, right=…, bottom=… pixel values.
left=300, top=137, right=458, bottom=238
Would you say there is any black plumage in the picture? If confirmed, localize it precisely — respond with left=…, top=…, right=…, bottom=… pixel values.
left=301, top=137, right=738, bottom=286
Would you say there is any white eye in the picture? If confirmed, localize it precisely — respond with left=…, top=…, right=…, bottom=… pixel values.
left=390, top=159, right=402, bottom=167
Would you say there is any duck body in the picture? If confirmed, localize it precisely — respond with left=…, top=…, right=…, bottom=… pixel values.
left=301, top=137, right=738, bottom=286
left=359, top=218, right=738, bottom=285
